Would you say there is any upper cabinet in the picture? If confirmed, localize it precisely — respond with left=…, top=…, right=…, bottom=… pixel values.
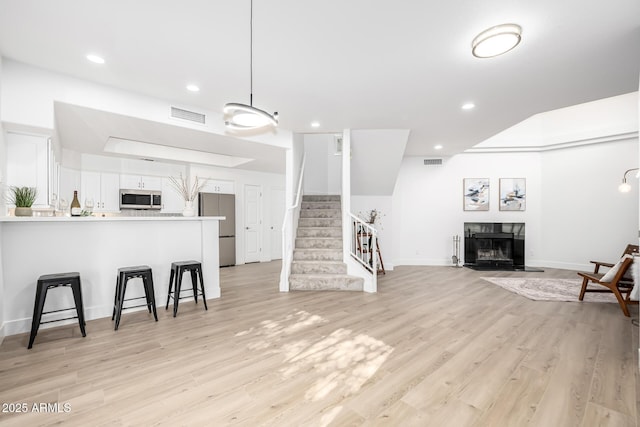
left=201, top=179, right=235, bottom=194
left=5, top=131, right=50, bottom=206
left=81, top=171, right=120, bottom=212
left=120, top=174, right=162, bottom=191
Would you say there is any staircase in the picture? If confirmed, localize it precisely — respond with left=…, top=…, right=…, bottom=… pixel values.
left=290, top=195, right=364, bottom=291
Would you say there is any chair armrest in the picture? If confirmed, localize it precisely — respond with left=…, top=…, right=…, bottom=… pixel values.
left=590, top=260, right=614, bottom=273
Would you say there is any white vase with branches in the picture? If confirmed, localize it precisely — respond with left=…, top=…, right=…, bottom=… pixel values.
left=168, top=174, right=207, bottom=217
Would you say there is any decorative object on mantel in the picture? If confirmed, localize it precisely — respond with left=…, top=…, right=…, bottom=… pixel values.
left=463, top=178, right=489, bottom=211
left=499, top=178, right=526, bottom=211
left=168, top=174, right=208, bottom=217
left=6, top=186, right=37, bottom=216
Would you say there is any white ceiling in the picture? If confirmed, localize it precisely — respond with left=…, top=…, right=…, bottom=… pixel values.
left=0, top=0, right=638, bottom=161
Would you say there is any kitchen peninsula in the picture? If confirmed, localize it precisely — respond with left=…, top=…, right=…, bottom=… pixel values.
left=0, top=215, right=224, bottom=338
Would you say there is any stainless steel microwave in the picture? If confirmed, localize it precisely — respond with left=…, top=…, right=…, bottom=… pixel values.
left=119, top=189, right=162, bottom=210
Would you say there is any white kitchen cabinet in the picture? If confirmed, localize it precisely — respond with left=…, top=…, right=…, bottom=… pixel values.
left=161, top=177, right=185, bottom=213
left=81, top=171, right=120, bottom=212
left=5, top=131, right=50, bottom=206
left=201, top=179, right=234, bottom=194
left=120, top=174, right=162, bottom=191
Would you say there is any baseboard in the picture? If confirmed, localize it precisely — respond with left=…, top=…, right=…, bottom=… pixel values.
left=0, top=322, right=5, bottom=347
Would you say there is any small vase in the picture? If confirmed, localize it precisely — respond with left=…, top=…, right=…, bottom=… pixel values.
left=182, top=200, right=195, bottom=217
left=15, top=207, right=33, bottom=217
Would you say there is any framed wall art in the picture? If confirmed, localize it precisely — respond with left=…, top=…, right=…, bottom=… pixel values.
left=499, top=178, right=526, bottom=211
left=463, top=178, right=489, bottom=211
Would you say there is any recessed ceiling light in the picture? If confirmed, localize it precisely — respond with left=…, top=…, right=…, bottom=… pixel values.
left=472, top=23, right=522, bottom=58
left=434, top=144, right=443, bottom=150
left=86, top=54, right=105, bottom=64
left=186, top=84, right=200, bottom=92
left=311, top=121, right=320, bottom=128
left=462, top=103, right=475, bottom=110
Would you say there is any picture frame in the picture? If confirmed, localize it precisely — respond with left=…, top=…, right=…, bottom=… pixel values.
left=463, top=178, right=489, bottom=211
left=499, top=178, right=526, bottom=211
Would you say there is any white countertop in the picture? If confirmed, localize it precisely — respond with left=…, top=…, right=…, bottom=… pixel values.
left=0, top=215, right=225, bottom=223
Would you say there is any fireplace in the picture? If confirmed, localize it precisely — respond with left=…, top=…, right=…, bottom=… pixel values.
left=464, top=223, right=525, bottom=270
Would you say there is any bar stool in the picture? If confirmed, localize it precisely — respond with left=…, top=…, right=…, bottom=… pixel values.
left=165, top=261, right=207, bottom=317
left=28, top=272, right=86, bottom=349
left=112, top=266, right=158, bottom=330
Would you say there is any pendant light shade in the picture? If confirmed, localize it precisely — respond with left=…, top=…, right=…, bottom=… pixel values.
left=224, top=0, right=278, bottom=130
left=472, top=24, right=522, bottom=58
left=224, top=103, right=278, bottom=130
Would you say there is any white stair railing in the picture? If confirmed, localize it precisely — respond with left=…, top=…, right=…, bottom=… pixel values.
left=280, top=155, right=305, bottom=291
left=349, top=213, right=378, bottom=290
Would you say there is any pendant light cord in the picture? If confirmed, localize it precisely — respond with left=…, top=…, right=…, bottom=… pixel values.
left=250, top=0, right=253, bottom=107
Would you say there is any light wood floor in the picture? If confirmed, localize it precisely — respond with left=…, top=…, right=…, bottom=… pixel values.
left=0, top=262, right=638, bottom=426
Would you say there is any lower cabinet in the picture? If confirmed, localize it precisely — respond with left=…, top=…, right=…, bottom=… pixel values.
left=80, top=171, right=120, bottom=212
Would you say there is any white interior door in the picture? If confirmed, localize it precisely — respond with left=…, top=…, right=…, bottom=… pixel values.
left=244, top=184, right=262, bottom=263
left=270, top=187, right=285, bottom=260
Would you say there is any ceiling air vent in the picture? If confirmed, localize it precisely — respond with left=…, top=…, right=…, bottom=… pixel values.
left=424, top=158, right=443, bottom=166
left=170, top=106, right=206, bottom=124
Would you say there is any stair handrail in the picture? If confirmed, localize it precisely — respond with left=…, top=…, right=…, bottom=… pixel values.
left=349, top=213, right=378, bottom=282
left=280, top=154, right=306, bottom=291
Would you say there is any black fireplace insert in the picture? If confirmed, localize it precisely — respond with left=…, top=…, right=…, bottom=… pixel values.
left=464, top=222, right=525, bottom=270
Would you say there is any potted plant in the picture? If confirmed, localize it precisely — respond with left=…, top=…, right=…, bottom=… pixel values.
left=7, top=186, right=37, bottom=217
left=167, top=174, right=207, bottom=216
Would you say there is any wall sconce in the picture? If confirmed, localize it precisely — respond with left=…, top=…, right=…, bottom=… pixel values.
left=619, top=168, right=639, bottom=193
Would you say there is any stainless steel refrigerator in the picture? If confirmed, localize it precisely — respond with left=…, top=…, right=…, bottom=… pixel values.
left=198, top=192, right=236, bottom=267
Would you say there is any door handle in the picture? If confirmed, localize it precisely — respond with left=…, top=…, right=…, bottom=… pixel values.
left=245, top=227, right=249, bottom=230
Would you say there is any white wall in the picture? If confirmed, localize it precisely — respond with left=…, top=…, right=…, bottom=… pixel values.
left=190, top=163, right=285, bottom=265
left=392, top=152, right=543, bottom=266
left=539, top=138, right=638, bottom=269
left=303, top=134, right=341, bottom=195
left=390, top=138, right=638, bottom=270
left=1, top=60, right=291, bottom=151
left=351, top=129, right=409, bottom=196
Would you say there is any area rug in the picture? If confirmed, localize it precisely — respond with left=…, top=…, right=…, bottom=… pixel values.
left=481, top=277, right=619, bottom=303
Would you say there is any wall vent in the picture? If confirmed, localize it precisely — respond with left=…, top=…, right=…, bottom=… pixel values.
left=170, top=106, right=206, bottom=124
left=424, top=158, right=443, bottom=165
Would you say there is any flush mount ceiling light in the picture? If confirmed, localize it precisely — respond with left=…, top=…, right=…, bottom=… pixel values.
left=186, top=84, right=200, bottom=92
left=618, top=168, right=639, bottom=193
left=462, top=102, right=475, bottom=110
left=472, top=23, right=522, bottom=58
left=224, top=0, right=278, bottom=130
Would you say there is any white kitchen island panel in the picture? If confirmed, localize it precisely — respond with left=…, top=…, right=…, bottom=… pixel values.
left=0, top=216, right=223, bottom=337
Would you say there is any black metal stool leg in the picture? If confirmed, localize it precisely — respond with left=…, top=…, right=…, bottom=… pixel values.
left=71, top=279, right=87, bottom=337
left=173, top=267, right=183, bottom=317
left=144, top=272, right=158, bottom=322
left=115, top=273, right=127, bottom=331
left=28, top=284, right=48, bottom=349
left=165, top=267, right=175, bottom=310
left=190, top=269, right=198, bottom=304
left=197, top=267, right=208, bottom=311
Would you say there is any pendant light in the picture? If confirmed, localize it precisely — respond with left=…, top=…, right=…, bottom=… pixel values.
left=224, top=0, right=278, bottom=130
